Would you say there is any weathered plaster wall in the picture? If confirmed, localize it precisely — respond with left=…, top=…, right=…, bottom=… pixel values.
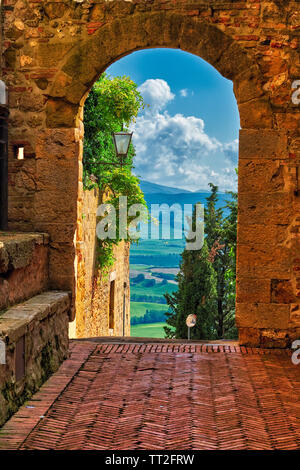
left=71, top=187, right=130, bottom=338
left=1, top=0, right=299, bottom=347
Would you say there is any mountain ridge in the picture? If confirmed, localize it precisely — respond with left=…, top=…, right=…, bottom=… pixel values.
left=139, top=180, right=228, bottom=195
left=139, top=180, right=191, bottom=195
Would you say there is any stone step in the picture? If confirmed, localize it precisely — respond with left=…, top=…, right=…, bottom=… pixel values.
left=0, top=290, right=71, bottom=427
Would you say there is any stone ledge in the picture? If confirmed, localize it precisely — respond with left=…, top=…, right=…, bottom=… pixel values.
left=0, top=232, right=50, bottom=312
left=0, top=232, right=49, bottom=274
left=0, top=291, right=71, bottom=344
left=0, top=290, right=70, bottom=428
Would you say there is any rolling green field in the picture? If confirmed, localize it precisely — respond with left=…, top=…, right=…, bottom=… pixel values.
left=129, top=189, right=232, bottom=338
left=131, top=239, right=184, bottom=255
left=131, top=301, right=169, bottom=318
left=130, top=254, right=180, bottom=268
left=130, top=239, right=183, bottom=267
left=131, top=280, right=177, bottom=297
left=131, top=322, right=169, bottom=338
left=130, top=245, right=178, bottom=334
left=130, top=264, right=152, bottom=271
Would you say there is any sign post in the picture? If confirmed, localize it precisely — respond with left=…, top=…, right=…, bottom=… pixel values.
left=186, top=314, right=197, bottom=341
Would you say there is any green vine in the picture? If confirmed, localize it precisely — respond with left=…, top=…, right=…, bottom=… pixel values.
left=83, top=73, right=148, bottom=271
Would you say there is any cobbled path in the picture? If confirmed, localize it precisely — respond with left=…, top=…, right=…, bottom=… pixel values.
left=0, top=341, right=299, bottom=450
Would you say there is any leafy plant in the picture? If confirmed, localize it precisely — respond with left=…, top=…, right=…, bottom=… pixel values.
left=83, top=73, right=147, bottom=270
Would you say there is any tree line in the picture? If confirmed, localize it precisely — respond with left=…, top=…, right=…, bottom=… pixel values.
left=131, top=294, right=167, bottom=304
left=131, top=309, right=169, bottom=325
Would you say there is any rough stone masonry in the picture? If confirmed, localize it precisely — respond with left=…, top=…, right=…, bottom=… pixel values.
left=1, top=0, right=300, bottom=347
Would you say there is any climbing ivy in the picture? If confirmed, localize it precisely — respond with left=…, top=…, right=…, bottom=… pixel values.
left=83, top=73, right=148, bottom=271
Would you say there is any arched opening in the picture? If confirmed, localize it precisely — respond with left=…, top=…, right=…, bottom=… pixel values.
left=89, top=48, right=239, bottom=341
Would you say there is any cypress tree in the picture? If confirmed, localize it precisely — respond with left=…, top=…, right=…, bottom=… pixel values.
left=204, top=185, right=238, bottom=339
left=164, top=239, right=217, bottom=340
left=164, top=182, right=238, bottom=341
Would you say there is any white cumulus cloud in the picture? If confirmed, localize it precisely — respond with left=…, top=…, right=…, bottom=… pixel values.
left=131, top=79, right=238, bottom=192
left=138, top=79, right=174, bottom=112
left=180, top=89, right=188, bottom=97
left=223, top=139, right=239, bottom=164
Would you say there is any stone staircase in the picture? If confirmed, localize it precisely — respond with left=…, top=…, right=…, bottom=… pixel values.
left=0, top=232, right=71, bottom=426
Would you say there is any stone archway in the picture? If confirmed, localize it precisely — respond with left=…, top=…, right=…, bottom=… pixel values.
left=3, top=2, right=299, bottom=347
left=46, top=12, right=270, bottom=129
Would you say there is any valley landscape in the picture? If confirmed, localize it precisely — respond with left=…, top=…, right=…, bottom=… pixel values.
left=130, top=180, right=231, bottom=338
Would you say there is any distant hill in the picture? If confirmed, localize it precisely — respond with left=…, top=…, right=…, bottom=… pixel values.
left=139, top=180, right=229, bottom=195
left=194, top=189, right=227, bottom=194
left=138, top=180, right=232, bottom=217
left=140, top=180, right=192, bottom=195
left=143, top=192, right=232, bottom=213
left=193, top=189, right=213, bottom=194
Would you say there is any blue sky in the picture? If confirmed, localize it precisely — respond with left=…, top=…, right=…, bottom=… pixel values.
left=107, top=49, right=240, bottom=192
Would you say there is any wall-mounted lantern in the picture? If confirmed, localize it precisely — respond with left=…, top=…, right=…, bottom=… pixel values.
left=111, top=131, right=133, bottom=167
left=87, top=131, right=133, bottom=185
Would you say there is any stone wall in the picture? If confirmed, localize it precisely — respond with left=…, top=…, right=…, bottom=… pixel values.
left=0, top=232, right=49, bottom=311
left=0, top=291, right=70, bottom=427
left=70, top=187, right=130, bottom=338
left=0, top=232, right=70, bottom=426
left=1, top=0, right=299, bottom=347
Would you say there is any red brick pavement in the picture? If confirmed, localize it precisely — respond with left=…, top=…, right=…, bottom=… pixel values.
left=0, top=341, right=299, bottom=450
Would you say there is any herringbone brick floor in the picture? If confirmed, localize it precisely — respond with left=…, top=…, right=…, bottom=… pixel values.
left=0, top=341, right=299, bottom=450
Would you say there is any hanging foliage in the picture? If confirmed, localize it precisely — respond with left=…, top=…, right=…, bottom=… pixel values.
left=83, top=73, right=148, bottom=270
